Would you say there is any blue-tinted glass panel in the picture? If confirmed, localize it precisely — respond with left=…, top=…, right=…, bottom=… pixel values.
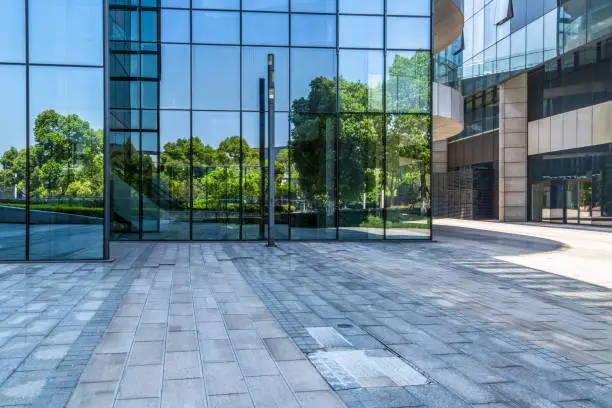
left=163, top=0, right=189, bottom=7
left=192, top=46, right=240, bottom=110
left=510, top=0, right=528, bottom=31
left=510, top=27, right=526, bottom=72
left=291, top=48, right=337, bottom=113
left=526, top=17, right=544, bottom=68
left=192, top=111, right=241, bottom=240
left=243, top=0, right=287, bottom=11
left=242, top=47, right=289, bottom=111
left=242, top=112, right=289, bottom=240
left=0, top=65, right=26, bottom=260
left=588, top=0, right=612, bottom=42
left=243, top=12, right=289, bottom=46
left=338, top=113, right=384, bottom=240
left=543, top=9, right=558, bottom=61
left=339, top=50, right=383, bottom=112
left=387, top=0, right=431, bottom=16
left=161, top=45, right=190, bottom=109
left=193, top=0, right=239, bottom=9
left=386, top=114, right=431, bottom=240
left=387, top=17, right=431, bottom=50
left=193, top=11, right=240, bottom=44
left=29, top=66, right=104, bottom=260
left=161, top=9, right=189, bottom=43
left=339, top=0, right=383, bottom=15
left=291, top=14, right=336, bottom=47
left=292, top=0, right=336, bottom=13
left=29, top=0, right=103, bottom=65
left=340, top=16, right=383, bottom=49
left=0, top=0, right=25, bottom=63
left=141, top=11, right=158, bottom=43
left=386, top=51, right=431, bottom=113
left=142, top=110, right=190, bottom=240
left=110, top=10, right=139, bottom=42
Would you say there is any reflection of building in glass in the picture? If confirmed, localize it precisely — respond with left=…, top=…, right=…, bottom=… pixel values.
left=434, top=0, right=612, bottom=227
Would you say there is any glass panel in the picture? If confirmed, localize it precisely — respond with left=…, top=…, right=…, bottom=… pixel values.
left=543, top=9, right=558, bottom=61
left=387, top=0, right=430, bottom=16
left=290, top=113, right=336, bottom=240
left=29, top=0, right=103, bottom=65
left=194, top=0, right=240, bottom=9
left=110, top=131, right=140, bottom=239
left=192, top=45, right=240, bottom=110
left=588, top=0, right=612, bottom=42
left=338, top=114, right=384, bottom=240
left=29, top=66, right=104, bottom=260
left=339, top=0, right=383, bottom=15
left=339, top=16, right=383, bottom=49
left=242, top=47, right=289, bottom=111
left=141, top=11, right=158, bottom=43
left=161, top=44, right=190, bottom=109
left=0, top=0, right=25, bottom=63
left=473, top=9, right=484, bottom=56
left=560, top=0, right=587, bottom=52
left=242, top=112, right=290, bottom=240
left=526, top=17, right=544, bottom=68
left=143, top=111, right=190, bottom=240
left=484, top=1, right=497, bottom=50
left=339, top=50, right=383, bottom=112
left=510, top=27, right=526, bottom=73
left=387, top=17, right=431, bottom=50
left=192, top=11, right=240, bottom=45
left=242, top=12, right=289, bottom=46
left=192, top=112, right=241, bottom=240
left=163, top=0, right=189, bottom=7
left=291, top=14, right=336, bottom=47
left=531, top=181, right=551, bottom=222
left=110, top=10, right=139, bottom=42
left=386, top=114, right=431, bottom=239
left=243, top=0, right=287, bottom=11
left=292, top=0, right=336, bottom=13
left=0, top=65, right=26, bottom=260
left=161, top=9, right=190, bottom=43
left=386, top=51, right=431, bottom=114
left=291, top=48, right=337, bottom=114
left=578, top=179, right=592, bottom=224
left=566, top=181, right=580, bottom=224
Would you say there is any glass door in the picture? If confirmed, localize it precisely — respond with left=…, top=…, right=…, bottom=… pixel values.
left=565, top=181, right=580, bottom=224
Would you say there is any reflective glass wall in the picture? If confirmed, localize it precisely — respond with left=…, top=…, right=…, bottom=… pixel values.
left=110, top=0, right=433, bottom=241
left=0, top=0, right=106, bottom=260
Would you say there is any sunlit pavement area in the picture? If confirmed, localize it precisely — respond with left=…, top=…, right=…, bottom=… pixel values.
left=0, top=223, right=612, bottom=407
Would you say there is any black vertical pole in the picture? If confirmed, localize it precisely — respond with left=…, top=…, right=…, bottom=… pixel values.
left=259, top=78, right=266, bottom=240
left=267, top=54, right=276, bottom=247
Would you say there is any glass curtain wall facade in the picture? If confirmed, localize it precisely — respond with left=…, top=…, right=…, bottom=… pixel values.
left=0, top=0, right=106, bottom=261
left=110, top=0, right=433, bottom=241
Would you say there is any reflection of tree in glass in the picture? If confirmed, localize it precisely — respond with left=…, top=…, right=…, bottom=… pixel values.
left=1, top=110, right=104, bottom=216
left=290, top=52, right=431, bottom=216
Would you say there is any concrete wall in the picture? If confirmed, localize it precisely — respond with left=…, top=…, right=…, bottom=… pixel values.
left=498, top=74, right=528, bottom=222
left=528, top=100, right=612, bottom=155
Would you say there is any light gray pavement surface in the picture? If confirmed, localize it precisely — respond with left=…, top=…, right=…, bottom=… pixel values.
left=0, top=222, right=611, bottom=407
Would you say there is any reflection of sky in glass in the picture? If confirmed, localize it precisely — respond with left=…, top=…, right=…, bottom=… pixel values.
left=340, top=16, right=384, bottom=49
left=339, top=50, right=384, bottom=89
left=387, top=17, right=431, bottom=50
left=291, top=48, right=336, bottom=103
left=29, top=0, right=103, bottom=66
left=291, top=14, right=336, bottom=47
left=192, top=112, right=240, bottom=148
left=0, top=0, right=25, bottom=63
left=161, top=44, right=191, bottom=109
left=160, top=111, right=190, bottom=147
left=0, top=66, right=26, bottom=154
left=339, top=0, right=383, bottom=15
left=242, top=47, right=289, bottom=111
left=243, top=112, right=289, bottom=148
left=192, top=46, right=241, bottom=110
left=292, top=0, right=336, bottom=13
left=243, top=0, right=287, bottom=12
left=193, top=11, right=240, bottom=44
left=29, top=67, right=104, bottom=140
left=242, top=12, right=289, bottom=46
left=162, top=9, right=190, bottom=43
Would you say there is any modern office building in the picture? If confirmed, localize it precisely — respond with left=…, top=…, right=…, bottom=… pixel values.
left=434, top=0, right=612, bottom=227
left=0, top=0, right=451, bottom=261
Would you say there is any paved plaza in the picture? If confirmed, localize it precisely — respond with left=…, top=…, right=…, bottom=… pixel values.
left=0, top=223, right=612, bottom=407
